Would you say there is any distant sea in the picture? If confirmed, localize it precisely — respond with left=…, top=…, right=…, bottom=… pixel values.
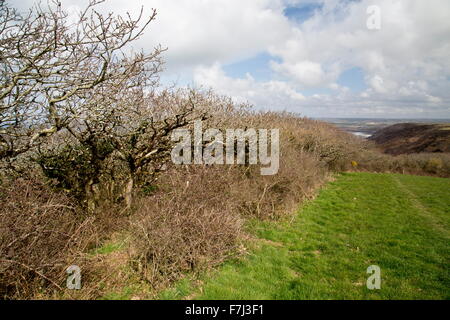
left=316, top=118, right=450, bottom=138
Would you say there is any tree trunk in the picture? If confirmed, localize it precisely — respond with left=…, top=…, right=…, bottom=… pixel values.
left=124, top=176, right=134, bottom=210
left=85, top=178, right=98, bottom=213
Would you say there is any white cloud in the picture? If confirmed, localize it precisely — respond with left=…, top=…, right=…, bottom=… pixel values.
left=12, top=0, right=450, bottom=118
left=193, top=63, right=305, bottom=110
left=271, top=60, right=327, bottom=87
left=14, top=0, right=292, bottom=71
left=141, top=0, right=294, bottom=74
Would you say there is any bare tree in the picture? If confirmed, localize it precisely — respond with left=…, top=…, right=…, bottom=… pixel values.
left=112, top=88, right=211, bottom=208
left=0, top=0, right=164, bottom=160
left=36, top=86, right=216, bottom=210
left=1, top=1, right=241, bottom=211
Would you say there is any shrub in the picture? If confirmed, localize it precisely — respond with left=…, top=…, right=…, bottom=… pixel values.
left=128, top=113, right=333, bottom=287
left=0, top=177, right=96, bottom=299
left=129, top=166, right=243, bottom=286
left=424, top=157, right=444, bottom=174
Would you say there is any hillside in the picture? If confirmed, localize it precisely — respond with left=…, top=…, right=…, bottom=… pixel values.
left=160, top=173, right=450, bottom=300
left=369, top=123, right=450, bottom=155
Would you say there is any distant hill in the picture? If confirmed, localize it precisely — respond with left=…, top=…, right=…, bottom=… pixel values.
left=369, top=123, right=450, bottom=155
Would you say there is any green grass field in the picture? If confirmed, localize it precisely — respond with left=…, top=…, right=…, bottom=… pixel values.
left=162, top=173, right=450, bottom=300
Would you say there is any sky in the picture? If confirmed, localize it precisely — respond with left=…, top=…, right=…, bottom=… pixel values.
left=12, top=0, right=450, bottom=118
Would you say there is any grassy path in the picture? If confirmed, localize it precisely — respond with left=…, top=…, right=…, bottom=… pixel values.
left=162, top=173, right=450, bottom=300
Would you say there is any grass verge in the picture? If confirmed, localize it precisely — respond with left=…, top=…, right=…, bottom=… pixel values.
left=162, top=173, right=450, bottom=300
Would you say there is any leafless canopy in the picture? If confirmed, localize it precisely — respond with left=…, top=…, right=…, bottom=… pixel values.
left=0, top=0, right=164, bottom=159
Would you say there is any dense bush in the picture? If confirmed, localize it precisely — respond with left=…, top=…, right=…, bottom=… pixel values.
left=127, top=114, right=355, bottom=286
left=130, top=167, right=243, bottom=286
left=1, top=0, right=449, bottom=300
left=2, top=105, right=449, bottom=299
left=355, top=149, right=450, bottom=177
left=0, top=178, right=94, bottom=299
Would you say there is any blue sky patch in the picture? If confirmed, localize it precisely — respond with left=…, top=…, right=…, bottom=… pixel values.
left=223, top=52, right=282, bottom=82
left=337, top=67, right=367, bottom=92
left=283, top=3, right=323, bottom=23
